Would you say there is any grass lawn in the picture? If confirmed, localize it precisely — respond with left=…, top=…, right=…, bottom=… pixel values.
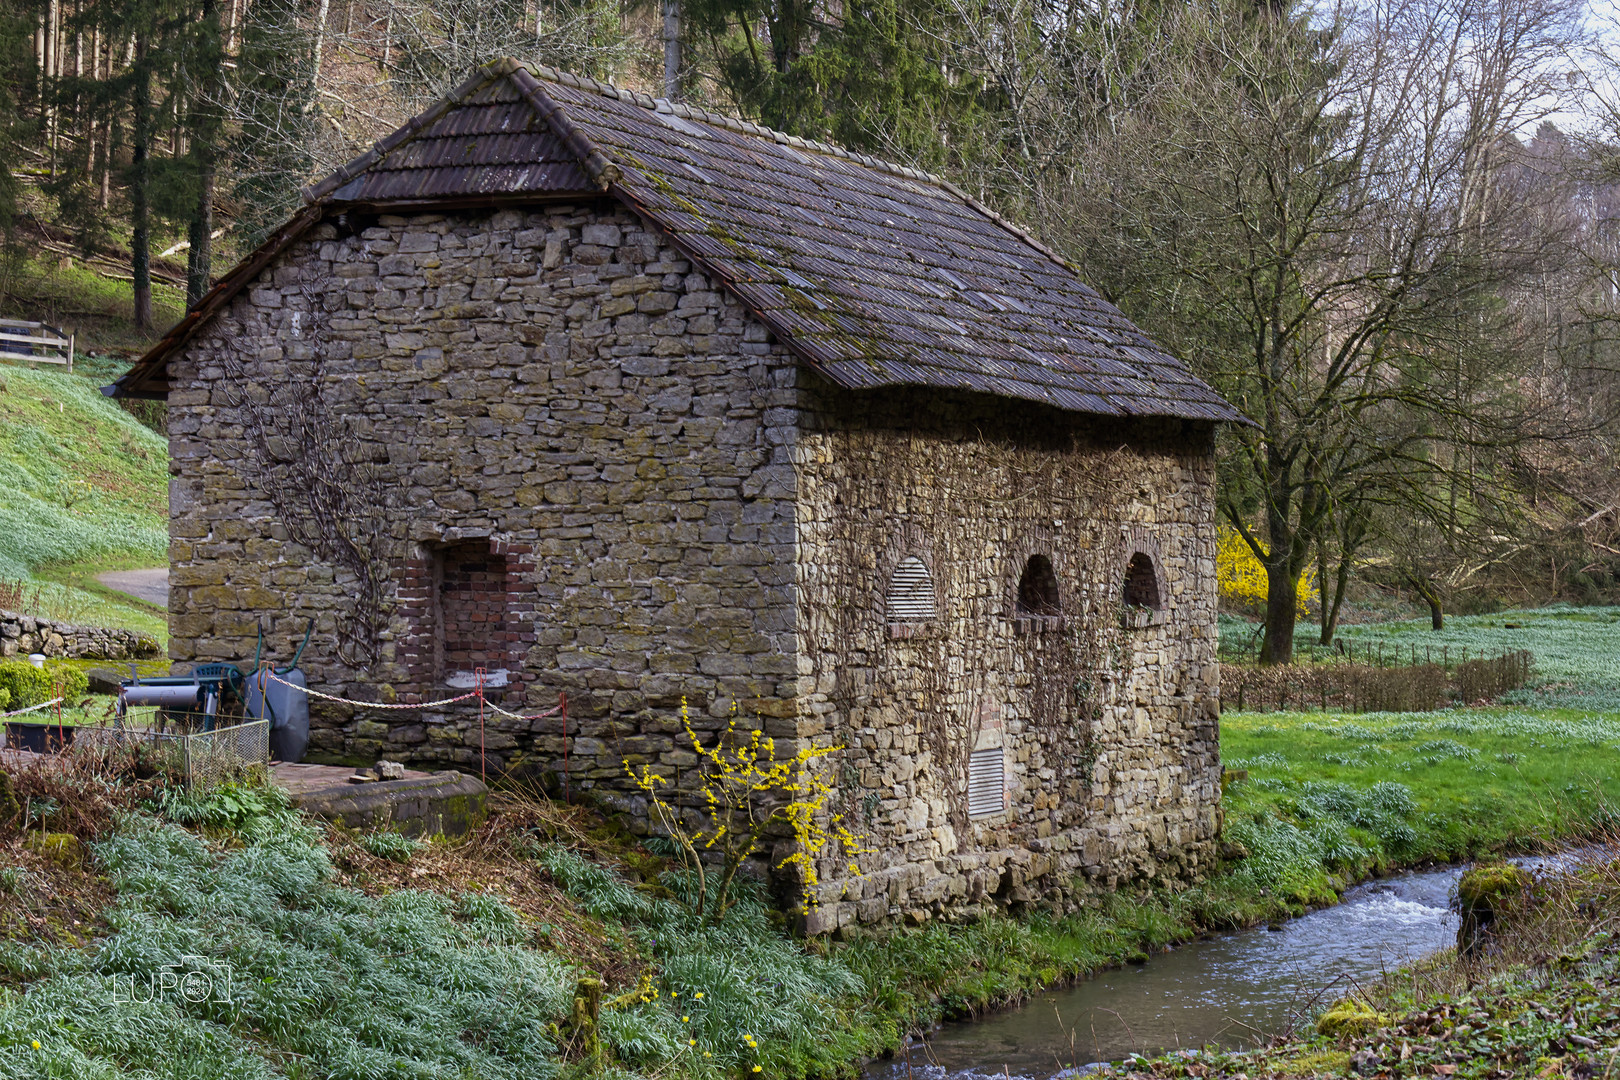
left=0, top=362, right=167, bottom=641
left=1210, top=606, right=1620, bottom=909
left=0, top=250, right=186, bottom=355
left=1221, top=706, right=1620, bottom=891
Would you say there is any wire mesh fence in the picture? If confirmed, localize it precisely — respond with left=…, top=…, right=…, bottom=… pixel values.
left=77, top=715, right=270, bottom=789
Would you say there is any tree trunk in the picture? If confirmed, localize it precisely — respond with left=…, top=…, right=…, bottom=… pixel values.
left=1322, top=543, right=1352, bottom=646
left=188, top=0, right=221, bottom=308
left=1408, top=576, right=1444, bottom=631
left=131, top=34, right=152, bottom=333
left=1316, top=535, right=1330, bottom=645
left=1260, top=558, right=1298, bottom=665
left=311, top=0, right=331, bottom=88
left=662, top=0, right=680, bottom=99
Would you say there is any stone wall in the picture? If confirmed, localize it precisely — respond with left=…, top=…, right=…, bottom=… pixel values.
left=0, top=609, right=161, bottom=660
left=790, top=387, right=1222, bottom=931
left=164, top=198, right=1221, bottom=928
left=166, top=201, right=803, bottom=772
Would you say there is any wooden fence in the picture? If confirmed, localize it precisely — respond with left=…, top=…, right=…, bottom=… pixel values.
left=0, top=319, right=73, bottom=370
left=1224, top=649, right=1534, bottom=714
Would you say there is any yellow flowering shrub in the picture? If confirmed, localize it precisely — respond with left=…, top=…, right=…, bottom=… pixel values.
left=1218, top=524, right=1317, bottom=616
left=626, top=699, right=867, bottom=921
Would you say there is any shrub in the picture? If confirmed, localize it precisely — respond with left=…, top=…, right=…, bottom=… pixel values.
left=155, top=781, right=292, bottom=830
left=0, top=659, right=88, bottom=709
left=1217, top=525, right=1316, bottom=616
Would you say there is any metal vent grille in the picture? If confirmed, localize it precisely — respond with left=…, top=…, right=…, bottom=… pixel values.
left=967, top=747, right=1005, bottom=818
left=887, top=556, right=937, bottom=622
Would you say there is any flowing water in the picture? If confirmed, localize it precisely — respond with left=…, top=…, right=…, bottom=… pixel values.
left=863, top=866, right=1466, bottom=1080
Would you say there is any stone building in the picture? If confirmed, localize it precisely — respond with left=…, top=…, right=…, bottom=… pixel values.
left=111, top=58, right=1242, bottom=928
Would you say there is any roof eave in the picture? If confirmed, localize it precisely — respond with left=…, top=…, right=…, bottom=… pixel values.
left=108, top=205, right=326, bottom=400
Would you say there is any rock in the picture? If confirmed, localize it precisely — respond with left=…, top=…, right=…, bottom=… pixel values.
left=24, top=831, right=83, bottom=868
left=1349, top=1048, right=1382, bottom=1076
left=0, top=610, right=158, bottom=661
left=86, top=668, right=123, bottom=695
left=1457, top=862, right=1532, bottom=956
left=377, top=759, right=406, bottom=780
left=1316, top=998, right=1390, bottom=1038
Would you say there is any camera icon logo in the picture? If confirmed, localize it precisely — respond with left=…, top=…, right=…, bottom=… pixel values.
left=111, top=955, right=233, bottom=1005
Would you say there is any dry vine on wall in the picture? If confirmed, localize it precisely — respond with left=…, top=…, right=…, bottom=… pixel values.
left=221, top=286, right=397, bottom=668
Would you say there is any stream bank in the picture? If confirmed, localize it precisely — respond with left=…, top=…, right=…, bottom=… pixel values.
left=1105, top=845, right=1620, bottom=1080
left=862, top=848, right=1613, bottom=1080
left=863, top=865, right=1463, bottom=1080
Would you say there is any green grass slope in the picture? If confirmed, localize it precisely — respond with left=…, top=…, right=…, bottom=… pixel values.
left=0, top=361, right=167, bottom=639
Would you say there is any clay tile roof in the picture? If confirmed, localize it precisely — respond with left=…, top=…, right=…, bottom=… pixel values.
left=112, top=58, right=1243, bottom=424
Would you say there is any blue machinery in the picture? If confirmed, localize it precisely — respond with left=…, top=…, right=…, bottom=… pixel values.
left=115, top=621, right=313, bottom=763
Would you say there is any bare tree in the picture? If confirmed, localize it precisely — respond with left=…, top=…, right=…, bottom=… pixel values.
left=986, top=0, right=1593, bottom=662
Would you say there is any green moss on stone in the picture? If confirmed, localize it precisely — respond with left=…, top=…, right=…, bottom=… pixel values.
left=1315, top=998, right=1389, bottom=1037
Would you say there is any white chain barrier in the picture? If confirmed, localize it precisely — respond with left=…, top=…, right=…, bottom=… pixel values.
left=0, top=698, right=65, bottom=719
left=260, top=670, right=563, bottom=721
left=262, top=670, right=479, bottom=709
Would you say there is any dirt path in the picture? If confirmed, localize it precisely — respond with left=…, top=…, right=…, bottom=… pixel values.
left=95, top=567, right=168, bottom=608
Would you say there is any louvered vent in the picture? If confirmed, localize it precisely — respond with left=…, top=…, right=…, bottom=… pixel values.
left=887, top=556, right=937, bottom=622
left=967, top=748, right=1005, bottom=818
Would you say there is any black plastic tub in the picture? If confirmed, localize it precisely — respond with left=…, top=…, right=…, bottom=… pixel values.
left=3, top=721, right=75, bottom=753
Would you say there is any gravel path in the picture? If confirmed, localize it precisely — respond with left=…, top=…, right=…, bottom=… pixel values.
left=95, top=567, right=169, bottom=608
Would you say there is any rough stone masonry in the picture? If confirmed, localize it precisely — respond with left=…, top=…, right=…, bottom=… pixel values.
left=162, top=200, right=1222, bottom=928
left=0, top=609, right=160, bottom=660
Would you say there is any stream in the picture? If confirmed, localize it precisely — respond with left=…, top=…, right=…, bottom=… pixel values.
left=863, top=860, right=1519, bottom=1080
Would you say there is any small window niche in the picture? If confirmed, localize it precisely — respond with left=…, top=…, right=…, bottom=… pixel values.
left=1121, top=551, right=1167, bottom=628
left=433, top=539, right=511, bottom=687
left=1014, top=553, right=1062, bottom=634
left=967, top=747, right=1007, bottom=819
left=886, top=555, right=938, bottom=638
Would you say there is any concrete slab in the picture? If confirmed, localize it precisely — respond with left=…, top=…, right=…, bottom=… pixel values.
left=272, top=762, right=488, bottom=837
left=272, top=760, right=435, bottom=793
left=96, top=568, right=169, bottom=608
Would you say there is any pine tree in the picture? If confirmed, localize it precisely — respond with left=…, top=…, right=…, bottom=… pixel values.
left=684, top=0, right=984, bottom=171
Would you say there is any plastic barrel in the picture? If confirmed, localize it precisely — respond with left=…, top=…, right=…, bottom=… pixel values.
left=246, top=669, right=311, bottom=763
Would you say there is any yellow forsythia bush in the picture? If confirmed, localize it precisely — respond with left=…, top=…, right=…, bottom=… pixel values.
left=1218, top=525, right=1316, bottom=615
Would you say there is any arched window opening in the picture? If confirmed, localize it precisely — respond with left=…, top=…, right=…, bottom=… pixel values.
left=1123, top=552, right=1161, bottom=610
left=886, top=556, right=938, bottom=622
left=1015, top=554, right=1061, bottom=617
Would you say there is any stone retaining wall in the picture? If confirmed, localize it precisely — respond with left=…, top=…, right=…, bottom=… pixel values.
left=0, top=609, right=161, bottom=660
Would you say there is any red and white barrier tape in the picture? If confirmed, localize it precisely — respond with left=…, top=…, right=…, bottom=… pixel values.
left=0, top=698, right=64, bottom=719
